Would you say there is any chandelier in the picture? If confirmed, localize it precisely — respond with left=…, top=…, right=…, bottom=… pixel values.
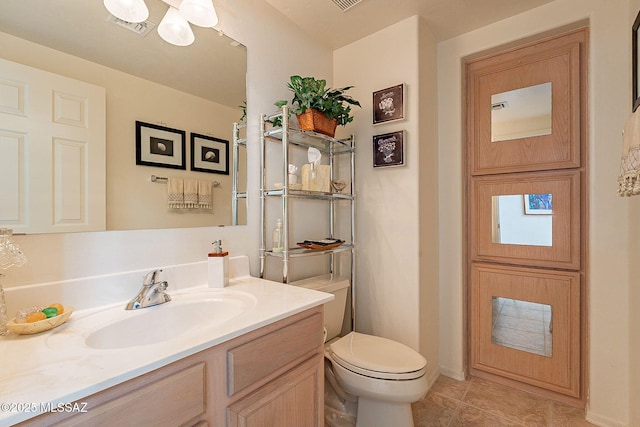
left=103, top=0, right=218, bottom=46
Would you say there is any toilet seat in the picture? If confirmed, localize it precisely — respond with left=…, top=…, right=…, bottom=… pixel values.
left=329, top=332, right=426, bottom=380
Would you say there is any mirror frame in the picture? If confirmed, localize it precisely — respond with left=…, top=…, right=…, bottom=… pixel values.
left=467, top=33, right=583, bottom=175
left=471, top=170, right=580, bottom=269
left=633, top=8, right=640, bottom=112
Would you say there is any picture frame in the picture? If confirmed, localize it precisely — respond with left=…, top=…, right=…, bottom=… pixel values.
left=135, top=121, right=186, bottom=169
left=373, top=131, right=405, bottom=168
left=634, top=9, right=640, bottom=112
left=523, top=193, right=553, bottom=215
left=373, top=83, right=405, bottom=124
left=190, top=133, right=229, bottom=175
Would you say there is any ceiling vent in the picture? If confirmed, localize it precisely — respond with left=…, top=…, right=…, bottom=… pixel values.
left=491, top=101, right=508, bottom=111
left=107, top=14, right=155, bottom=37
left=331, top=0, right=363, bottom=12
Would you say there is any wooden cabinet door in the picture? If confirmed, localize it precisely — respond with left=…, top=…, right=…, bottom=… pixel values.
left=227, top=354, right=323, bottom=427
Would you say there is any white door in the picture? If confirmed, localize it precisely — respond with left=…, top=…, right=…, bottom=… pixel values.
left=0, top=58, right=106, bottom=233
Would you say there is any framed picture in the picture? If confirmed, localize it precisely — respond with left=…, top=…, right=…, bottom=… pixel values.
left=523, top=193, right=553, bottom=215
left=135, top=121, right=186, bottom=169
left=373, top=83, right=405, bottom=124
left=633, top=10, right=640, bottom=111
left=190, top=133, right=229, bottom=175
left=373, top=131, right=405, bottom=168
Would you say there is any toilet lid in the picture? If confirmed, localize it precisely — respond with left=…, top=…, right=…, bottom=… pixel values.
left=329, top=332, right=427, bottom=380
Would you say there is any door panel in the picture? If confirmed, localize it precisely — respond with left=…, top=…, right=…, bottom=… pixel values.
left=470, top=170, right=580, bottom=269
left=467, top=31, right=583, bottom=175
left=470, top=263, right=581, bottom=397
left=0, top=57, right=105, bottom=233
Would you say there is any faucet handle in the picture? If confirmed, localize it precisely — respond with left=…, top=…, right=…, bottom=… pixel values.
left=143, top=269, right=162, bottom=286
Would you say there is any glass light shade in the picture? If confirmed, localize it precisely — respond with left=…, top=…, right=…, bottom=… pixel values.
left=103, top=0, right=149, bottom=23
left=179, top=0, right=218, bottom=27
left=158, top=6, right=195, bottom=46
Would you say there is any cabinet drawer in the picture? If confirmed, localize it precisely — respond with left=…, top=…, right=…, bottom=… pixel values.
left=53, top=363, right=206, bottom=427
left=227, top=311, right=323, bottom=396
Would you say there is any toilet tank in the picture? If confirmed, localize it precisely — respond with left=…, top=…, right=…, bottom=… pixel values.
left=291, top=274, right=349, bottom=341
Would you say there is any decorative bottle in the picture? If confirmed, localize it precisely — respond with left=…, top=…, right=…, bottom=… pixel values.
left=272, top=219, right=284, bottom=253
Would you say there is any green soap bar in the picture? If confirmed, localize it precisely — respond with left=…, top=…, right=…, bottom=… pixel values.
left=42, top=307, right=58, bottom=318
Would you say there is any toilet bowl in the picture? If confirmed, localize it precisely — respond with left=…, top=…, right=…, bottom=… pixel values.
left=292, top=275, right=428, bottom=427
left=327, top=332, right=428, bottom=427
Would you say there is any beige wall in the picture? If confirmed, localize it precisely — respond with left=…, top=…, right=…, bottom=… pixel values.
left=0, top=32, right=239, bottom=230
left=334, top=16, right=440, bottom=384
left=438, top=0, right=631, bottom=425
left=627, top=3, right=640, bottom=427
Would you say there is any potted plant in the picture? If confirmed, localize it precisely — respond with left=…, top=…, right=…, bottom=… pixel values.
left=275, top=75, right=360, bottom=137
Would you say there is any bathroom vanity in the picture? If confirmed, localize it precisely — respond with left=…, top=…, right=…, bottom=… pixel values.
left=0, top=268, right=331, bottom=427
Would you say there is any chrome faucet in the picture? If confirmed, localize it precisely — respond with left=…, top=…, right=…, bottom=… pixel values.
left=125, top=269, right=172, bottom=310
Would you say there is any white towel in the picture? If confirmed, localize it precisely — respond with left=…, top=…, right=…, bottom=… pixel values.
left=199, top=180, right=212, bottom=210
left=618, top=109, right=640, bottom=196
left=167, top=177, right=184, bottom=208
left=184, top=179, right=199, bottom=208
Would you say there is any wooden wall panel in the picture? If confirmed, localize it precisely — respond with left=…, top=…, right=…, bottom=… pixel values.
left=470, top=170, right=580, bottom=269
left=470, top=263, right=581, bottom=397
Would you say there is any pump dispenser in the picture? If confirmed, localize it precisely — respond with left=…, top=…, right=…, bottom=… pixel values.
left=208, top=239, right=229, bottom=288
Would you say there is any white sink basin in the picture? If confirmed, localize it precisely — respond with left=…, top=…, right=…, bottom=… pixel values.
left=47, top=289, right=257, bottom=350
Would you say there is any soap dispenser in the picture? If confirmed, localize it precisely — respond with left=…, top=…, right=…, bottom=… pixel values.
left=208, top=240, right=229, bottom=288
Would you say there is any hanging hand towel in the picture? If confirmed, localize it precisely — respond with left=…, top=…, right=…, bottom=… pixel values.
left=618, top=108, right=640, bottom=196
left=199, top=180, right=212, bottom=210
left=184, top=179, right=199, bottom=208
left=167, top=177, right=184, bottom=208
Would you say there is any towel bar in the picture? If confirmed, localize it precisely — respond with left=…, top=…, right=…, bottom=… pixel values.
left=151, top=174, right=220, bottom=187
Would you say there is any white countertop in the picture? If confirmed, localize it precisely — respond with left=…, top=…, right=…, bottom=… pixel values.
left=0, top=277, right=332, bottom=426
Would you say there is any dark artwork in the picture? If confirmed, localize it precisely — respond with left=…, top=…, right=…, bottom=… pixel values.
left=149, top=137, right=174, bottom=156
left=373, top=131, right=404, bottom=167
left=201, top=147, right=220, bottom=164
left=373, top=84, right=404, bottom=124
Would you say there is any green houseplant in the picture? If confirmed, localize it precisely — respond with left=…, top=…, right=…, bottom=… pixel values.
left=275, top=75, right=360, bottom=137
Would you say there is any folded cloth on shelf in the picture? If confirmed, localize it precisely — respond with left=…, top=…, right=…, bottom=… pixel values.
left=199, top=180, right=212, bottom=210
left=184, top=179, right=199, bottom=208
left=167, top=177, right=184, bottom=208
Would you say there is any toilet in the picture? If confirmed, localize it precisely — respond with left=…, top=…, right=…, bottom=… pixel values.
left=293, top=275, right=428, bottom=427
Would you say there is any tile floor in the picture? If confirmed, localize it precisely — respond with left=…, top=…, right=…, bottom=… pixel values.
left=412, top=376, right=595, bottom=426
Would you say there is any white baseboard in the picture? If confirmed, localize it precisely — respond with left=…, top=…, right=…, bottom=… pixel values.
left=585, top=411, right=627, bottom=427
left=438, top=365, right=466, bottom=381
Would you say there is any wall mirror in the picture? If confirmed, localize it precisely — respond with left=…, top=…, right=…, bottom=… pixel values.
left=492, top=297, right=552, bottom=357
left=471, top=263, right=581, bottom=397
left=472, top=171, right=579, bottom=269
left=491, top=193, right=553, bottom=247
left=0, top=0, right=247, bottom=233
left=467, top=33, right=582, bottom=175
left=491, top=82, right=552, bottom=142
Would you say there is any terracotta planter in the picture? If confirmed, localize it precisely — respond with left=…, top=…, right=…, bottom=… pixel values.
left=296, top=109, right=338, bottom=137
